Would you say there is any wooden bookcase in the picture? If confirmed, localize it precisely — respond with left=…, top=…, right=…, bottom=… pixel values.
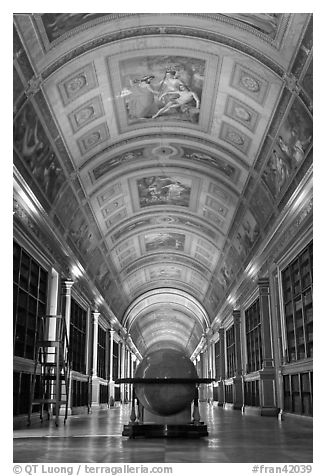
left=226, top=325, right=235, bottom=378
left=70, top=298, right=87, bottom=374
left=97, top=326, right=107, bottom=379
left=282, top=242, right=313, bottom=363
left=245, top=298, right=262, bottom=373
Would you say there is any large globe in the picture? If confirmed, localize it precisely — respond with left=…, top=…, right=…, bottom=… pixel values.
left=134, top=348, right=198, bottom=416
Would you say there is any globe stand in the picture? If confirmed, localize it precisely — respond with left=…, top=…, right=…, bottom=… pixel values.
left=121, top=384, right=209, bottom=438
left=122, top=422, right=208, bottom=438
left=122, top=399, right=208, bottom=438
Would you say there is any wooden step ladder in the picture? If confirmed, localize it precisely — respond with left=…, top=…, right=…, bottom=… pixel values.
left=28, top=315, right=71, bottom=427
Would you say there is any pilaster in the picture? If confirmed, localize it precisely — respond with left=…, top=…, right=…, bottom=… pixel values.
left=91, top=310, right=100, bottom=406
left=109, top=329, right=115, bottom=403
left=217, top=327, right=225, bottom=406
left=121, top=339, right=126, bottom=403
left=206, top=331, right=213, bottom=403
left=258, top=279, right=278, bottom=416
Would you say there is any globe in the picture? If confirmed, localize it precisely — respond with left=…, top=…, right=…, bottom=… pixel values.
left=134, top=348, right=198, bottom=416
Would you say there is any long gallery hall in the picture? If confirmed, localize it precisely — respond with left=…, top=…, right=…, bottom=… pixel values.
left=13, top=12, right=313, bottom=464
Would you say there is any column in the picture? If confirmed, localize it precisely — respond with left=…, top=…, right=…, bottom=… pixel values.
left=206, top=337, right=212, bottom=378
left=105, top=330, right=109, bottom=381
left=85, top=309, right=91, bottom=376
left=198, top=351, right=205, bottom=401
left=270, top=271, right=285, bottom=417
left=196, top=355, right=200, bottom=377
left=118, top=342, right=121, bottom=403
left=109, top=329, right=115, bottom=404
left=60, top=279, right=74, bottom=413
left=131, top=354, right=135, bottom=378
left=91, top=310, right=100, bottom=406
left=105, top=329, right=109, bottom=407
left=206, top=332, right=213, bottom=403
left=233, top=311, right=242, bottom=377
left=202, top=349, right=210, bottom=401
left=47, top=269, right=59, bottom=339
left=47, top=269, right=59, bottom=360
left=258, top=278, right=278, bottom=416
left=217, top=327, right=225, bottom=406
left=232, top=310, right=243, bottom=410
left=127, top=348, right=130, bottom=378
left=198, top=353, right=202, bottom=377
left=45, top=269, right=59, bottom=413
left=61, top=280, right=74, bottom=342
left=92, top=311, right=100, bottom=377
left=125, top=347, right=130, bottom=402
left=121, top=339, right=126, bottom=403
left=211, top=341, right=216, bottom=380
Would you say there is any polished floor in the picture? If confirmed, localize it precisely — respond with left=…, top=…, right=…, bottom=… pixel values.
left=13, top=404, right=313, bottom=463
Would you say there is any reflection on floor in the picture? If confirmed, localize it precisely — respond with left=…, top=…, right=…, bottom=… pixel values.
left=13, top=404, right=313, bottom=463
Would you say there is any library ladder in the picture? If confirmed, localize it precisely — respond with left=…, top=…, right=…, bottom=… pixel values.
left=28, top=314, right=71, bottom=426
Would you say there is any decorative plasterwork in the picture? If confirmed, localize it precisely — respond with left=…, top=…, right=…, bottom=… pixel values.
left=57, top=63, right=98, bottom=106
left=224, top=96, right=260, bottom=132
left=231, top=63, right=270, bottom=105
left=77, top=122, right=110, bottom=155
left=68, top=95, right=105, bottom=133
left=219, top=122, right=252, bottom=154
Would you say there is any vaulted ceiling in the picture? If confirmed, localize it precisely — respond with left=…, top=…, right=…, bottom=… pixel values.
left=13, top=13, right=313, bottom=357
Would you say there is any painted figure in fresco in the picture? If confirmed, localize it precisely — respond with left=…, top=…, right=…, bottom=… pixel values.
left=209, top=293, right=220, bottom=309
left=93, top=150, right=143, bottom=180
left=235, top=233, right=244, bottom=258
left=292, top=133, right=312, bottom=164
left=14, top=107, right=64, bottom=203
left=21, top=117, right=44, bottom=160
left=157, top=70, right=185, bottom=101
left=236, top=215, right=259, bottom=260
left=95, top=262, right=107, bottom=282
left=145, top=232, right=185, bottom=252
left=147, top=178, right=162, bottom=201
left=272, top=149, right=290, bottom=193
left=112, top=219, right=151, bottom=241
left=125, top=75, right=160, bottom=119
left=160, top=181, right=188, bottom=201
left=278, top=131, right=312, bottom=166
left=150, top=267, right=181, bottom=280
left=100, top=272, right=112, bottom=290
left=187, top=151, right=236, bottom=179
left=222, top=13, right=279, bottom=35
left=138, top=176, right=191, bottom=207
left=275, top=98, right=312, bottom=175
left=17, top=110, right=49, bottom=177
left=68, top=214, right=94, bottom=255
left=289, top=128, right=311, bottom=165
left=43, top=13, right=103, bottom=41
left=121, top=56, right=205, bottom=124
left=152, top=84, right=200, bottom=119
left=44, top=160, right=62, bottom=202
left=219, top=264, right=233, bottom=289
left=263, top=149, right=290, bottom=197
left=278, top=136, right=291, bottom=156
left=242, top=220, right=259, bottom=250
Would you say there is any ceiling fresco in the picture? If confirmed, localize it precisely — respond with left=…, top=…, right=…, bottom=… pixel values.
left=13, top=13, right=313, bottom=357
